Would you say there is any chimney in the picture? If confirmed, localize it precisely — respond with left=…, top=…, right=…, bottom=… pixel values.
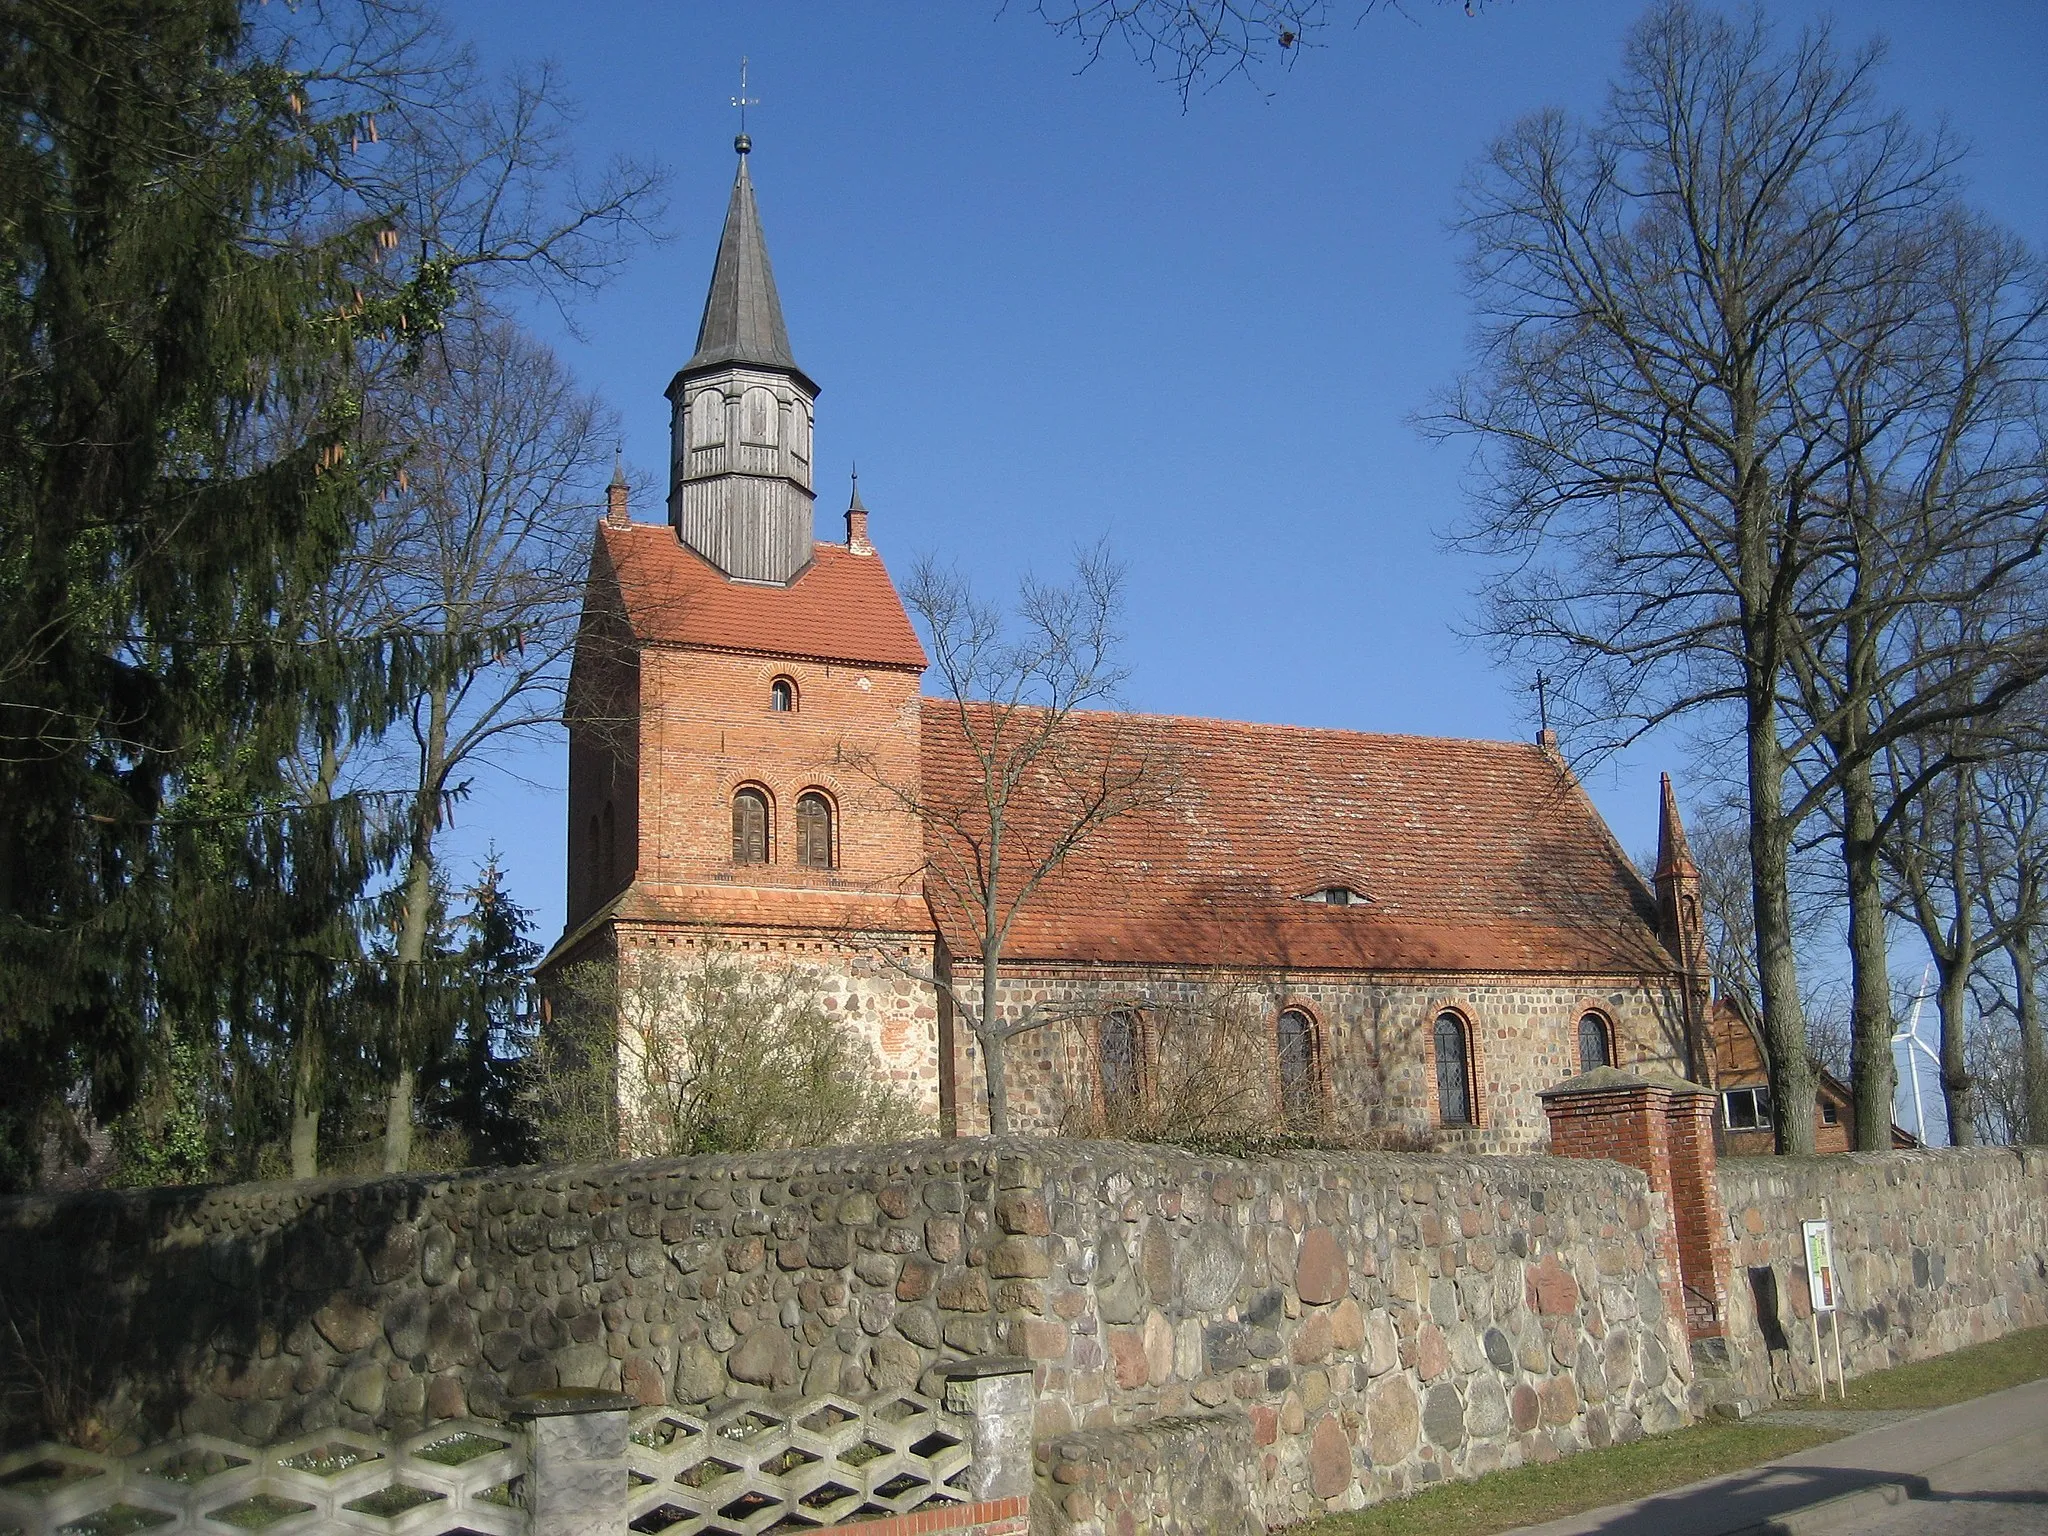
left=1537, top=728, right=1558, bottom=748
left=845, top=469, right=871, bottom=555
left=606, top=453, right=629, bottom=526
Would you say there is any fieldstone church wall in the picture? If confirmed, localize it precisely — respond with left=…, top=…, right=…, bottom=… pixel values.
left=1715, top=1147, right=2048, bottom=1399
left=945, top=966, right=1693, bottom=1152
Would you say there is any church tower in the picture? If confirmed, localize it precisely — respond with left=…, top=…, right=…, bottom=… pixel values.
left=666, top=136, right=819, bottom=584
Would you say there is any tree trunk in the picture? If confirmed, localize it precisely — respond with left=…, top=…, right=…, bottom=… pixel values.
left=2016, top=927, right=2046, bottom=1144
left=382, top=685, right=449, bottom=1174
left=1840, top=756, right=1898, bottom=1149
left=1936, top=950, right=1977, bottom=1146
left=290, top=1020, right=322, bottom=1180
left=382, top=1061, right=417, bottom=1172
left=979, top=949, right=1008, bottom=1137
left=291, top=737, right=341, bottom=1180
left=1749, top=707, right=1815, bottom=1154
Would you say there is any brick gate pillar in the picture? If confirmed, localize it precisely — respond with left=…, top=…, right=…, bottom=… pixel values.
left=1540, top=1067, right=1733, bottom=1341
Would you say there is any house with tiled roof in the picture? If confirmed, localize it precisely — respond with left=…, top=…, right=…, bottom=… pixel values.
left=545, top=141, right=1718, bottom=1153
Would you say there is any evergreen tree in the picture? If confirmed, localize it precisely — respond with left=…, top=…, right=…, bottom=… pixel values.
left=0, top=0, right=435, bottom=1188
left=446, top=856, right=541, bottom=1167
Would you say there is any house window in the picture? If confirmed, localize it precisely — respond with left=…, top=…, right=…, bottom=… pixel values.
left=1434, top=1012, right=1473, bottom=1126
left=1577, top=1012, right=1611, bottom=1073
left=732, top=788, right=770, bottom=865
left=1100, top=1009, right=1142, bottom=1109
left=1277, top=1009, right=1319, bottom=1122
left=1723, top=1086, right=1772, bottom=1131
left=795, top=791, right=834, bottom=870
left=1821, top=1100, right=1839, bottom=1126
left=770, top=677, right=796, bottom=712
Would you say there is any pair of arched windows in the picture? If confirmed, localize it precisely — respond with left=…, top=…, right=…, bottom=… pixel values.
left=1431, top=1009, right=1614, bottom=1127
left=731, top=788, right=835, bottom=869
left=1096, top=1006, right=1326, bottom=1122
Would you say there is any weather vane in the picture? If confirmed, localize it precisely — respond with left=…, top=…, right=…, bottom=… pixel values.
left=732, top=57, right=759, bottom=151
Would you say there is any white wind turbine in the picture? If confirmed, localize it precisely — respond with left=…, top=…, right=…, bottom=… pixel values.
left=1892, top=962, right=1944, bottom=1145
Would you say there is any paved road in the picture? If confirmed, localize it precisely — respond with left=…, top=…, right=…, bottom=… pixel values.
left=1856, top=1427, right=2048, bottom=1535
left=1508, top=1376, right=2048, bottom=1536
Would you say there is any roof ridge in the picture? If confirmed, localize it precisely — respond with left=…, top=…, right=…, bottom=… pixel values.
left=921, top=698, right=1560, bottom=755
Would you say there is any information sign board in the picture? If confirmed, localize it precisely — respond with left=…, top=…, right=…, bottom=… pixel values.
left=1802, top=1218, right=1837, bottom=1314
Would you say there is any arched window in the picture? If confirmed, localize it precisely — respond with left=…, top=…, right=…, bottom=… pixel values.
left=601, top=801, right=616, bottom=890
left=1434, top=1012, right=1473, bottom=1126
left=1277, top=1009, right=1319, bottom=1123
left=1578, top=1012, right=1612, bottom=1073
left=731, top=788, right=770, bottom=865
left=1100, top=1009, right=1142, bottom=1109
left=769, top=676, right=796, bottom=712
left=690, top=387, right=724, bottom=447
left=586, top=813, right=601, bottom=905
left=795, top=792, right=834, bottom=870
left=742, top=387, right=777, bottom=444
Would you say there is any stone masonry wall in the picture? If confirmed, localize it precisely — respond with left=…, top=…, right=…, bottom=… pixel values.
left=1009, top=1145, right=1692, bottom=1527
left=946, top=966, right=1692, bottom=1154
left=612, top=927, right=946, bottom=1127
left=1716, top=1148, right=2048, bottom=1400
left=0, top=1140, right=1687, bottom=1526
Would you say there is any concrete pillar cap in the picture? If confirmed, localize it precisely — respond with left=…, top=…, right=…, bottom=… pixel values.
left=1539, top=1066, right=1709, bottom=1099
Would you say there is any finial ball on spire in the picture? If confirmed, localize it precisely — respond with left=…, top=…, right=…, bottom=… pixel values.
left=734, top=133, right=751, bottom=155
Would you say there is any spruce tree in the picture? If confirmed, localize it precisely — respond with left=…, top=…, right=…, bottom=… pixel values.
left=0, top=0, right=432, bottom=1187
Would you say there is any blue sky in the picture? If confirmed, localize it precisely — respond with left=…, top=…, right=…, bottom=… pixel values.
left=434, top=1, right=2047, bottom=1130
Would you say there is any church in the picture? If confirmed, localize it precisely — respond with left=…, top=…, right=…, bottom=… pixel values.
left=543, top=140, right=1713, bottom=1155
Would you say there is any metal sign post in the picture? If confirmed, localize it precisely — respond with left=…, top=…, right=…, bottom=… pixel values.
left=1802, top=1216, right=1846, bottom=1398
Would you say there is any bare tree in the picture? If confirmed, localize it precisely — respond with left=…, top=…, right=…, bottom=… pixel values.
left=1975, top=741, right=2048, bottom=1143
left=1771, top=203, right=2048, bottom=1149
left=849, top=545, right=1170, bottom=1137
left=1878, top=737, right=2043, bottom=1146
left=1032, top=0, right=1488, bottom=104
left=1428, top=2, right=2000, bottom=1151
left=358, top=316, right=615, bottom=1171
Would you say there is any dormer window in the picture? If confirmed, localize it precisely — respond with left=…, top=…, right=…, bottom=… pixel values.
left=1303, top=886, right=1366, bottom=906
left=769, top=677, right=797, bottom=713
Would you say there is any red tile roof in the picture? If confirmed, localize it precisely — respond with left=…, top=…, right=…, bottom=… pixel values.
left=597, top=521, right=928, bottom=670
left=918, top=705, right=1673, bottom=976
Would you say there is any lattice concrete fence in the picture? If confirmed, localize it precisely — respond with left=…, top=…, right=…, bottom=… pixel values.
left=0, top=1362, right=1032, bottom=1536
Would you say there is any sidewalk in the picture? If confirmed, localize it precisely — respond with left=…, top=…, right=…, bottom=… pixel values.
left=1505, top=1375, right=2048, bottom=1535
